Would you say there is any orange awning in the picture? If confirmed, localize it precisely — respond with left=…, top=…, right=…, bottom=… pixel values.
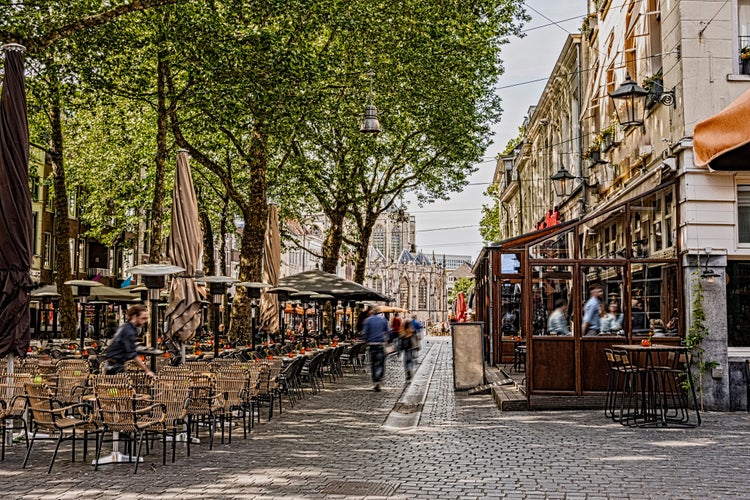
left=694, top=88, right=750, bottom=170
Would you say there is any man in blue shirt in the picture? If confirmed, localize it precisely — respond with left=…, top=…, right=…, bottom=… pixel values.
left=362, top=307, right=389, bottom=391
left=103, top=304, right=155, bottom=378
left=582, top=284, right=604, bottom=336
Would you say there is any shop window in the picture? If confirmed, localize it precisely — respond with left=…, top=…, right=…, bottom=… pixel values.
left=739, top=185, right=750, bottom=243
left=581, top=265, right=626, bottom=337
left=532, top=265, right=573, bottom=336
left=727, top=261, right=750, bottom=347
left=737, top=0, right=750, bottom=73
left=630, top=263, right=678, bottom=336
left=501, top=282, right=522, bottom=337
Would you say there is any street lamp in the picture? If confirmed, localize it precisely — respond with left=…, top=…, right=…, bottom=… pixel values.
left=265, top=286, right=298, bottom=344
left=235, top=282, right=270, bottom=348
left=360, top=70, right=381, bottom=135
left=64, top=279, right=103, bottom=354
left=550, top=165, right=599, bottom=202
left=88, top=300, right=109, bottom=343
left=608, top=74, right=649, bottom=128
left=128, top=264, right=185, bottom=371
left=202, top=275, right=237, bottom=358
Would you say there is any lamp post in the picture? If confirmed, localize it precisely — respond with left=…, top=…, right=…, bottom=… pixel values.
left=88, top=300, right=109, bottom=343
left=264, top=286, right=297, bottom=345
left=290, top=290, right=315, bottom=347
left=235, top=282, right=270, bottom=348
left=551, top=165, right=599, bottom=212
left=128, top=264, right=185, bottom=371
left=360, top=70, right=381, bottom=135
left=64, top=279, right=103, bottom=354
left=608, top=74, right=649, bottom=128
left=202, top=275, right=237, bottom=358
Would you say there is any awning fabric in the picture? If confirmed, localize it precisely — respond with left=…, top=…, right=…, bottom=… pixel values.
left=694, top=88, right=750, bottom=171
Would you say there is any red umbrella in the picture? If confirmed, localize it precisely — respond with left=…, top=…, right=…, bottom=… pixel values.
left=455, top=292, right=467, bottom=323
left=0, top=44, right=31, bottom=358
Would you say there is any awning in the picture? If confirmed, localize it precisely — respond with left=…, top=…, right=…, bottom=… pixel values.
left=489, top=219, right=579, bottom=250
left=694, top=88, right=750, bottom=171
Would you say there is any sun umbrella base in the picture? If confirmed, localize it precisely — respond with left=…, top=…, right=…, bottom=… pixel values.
left=92, top=451, right=143, bottom=465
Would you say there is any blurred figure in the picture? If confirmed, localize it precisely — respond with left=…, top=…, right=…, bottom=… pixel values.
left=600, top=302, right=624, bottom=334
left=547, top=299, right=570, bottom=336
left=582, top=284, right=604, bottom=336
left=362, top=307, right=389, bottom=392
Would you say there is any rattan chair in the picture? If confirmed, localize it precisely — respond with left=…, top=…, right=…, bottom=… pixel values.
left=151, top=374, right=191, bottom=462
left=214, top=366, right=250, bottom=443
left=185, top=373, right=223, bottom=454
left=0, top=373, right=32, bottom=461
left=94, top=382, right=166, bottom=473
left=23, top=381, right=99, bottom=473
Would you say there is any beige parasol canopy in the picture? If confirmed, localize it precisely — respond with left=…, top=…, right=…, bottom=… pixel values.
left=259, top=204, right=280, bottom=336
left=164, top=150, right=203, bottom=342
left=694, top=88, right=750, bottom=170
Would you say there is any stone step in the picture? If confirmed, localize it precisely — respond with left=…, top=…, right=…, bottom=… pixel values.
left=491, top=384, right=528, bottom=411
left=467, top=379, right=514, bottom=395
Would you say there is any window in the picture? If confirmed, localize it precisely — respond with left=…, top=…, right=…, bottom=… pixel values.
left=68, top=189, right=77, bottom=219
left=739, top=185, right=750, bottom=243
left=78, top=238, right=87, bottom=273
left=32, top=212, right=39, bottom=256
left=418, top=279, right=427, bottom=309
left=43, top=232, right=52, bottom=270
left=373, top=225, right=385, bottom=256
left=399, top=278, right=410, bottom=309
left=391, top=227, right=401, bottom=261
left=647, top=0, right=662, bottom=74
left=739, top=0, right=750, bottom=70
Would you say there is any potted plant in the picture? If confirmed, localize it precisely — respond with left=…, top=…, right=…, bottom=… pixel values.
left=600, top=121, right=618, bottom=152
left=642, top=70, right=663, bottom=109
left=741, top=46, right=750, bottom=75
left=582, top=137, right=603, bottom=165
left=581, top=13, right=597, bottom=35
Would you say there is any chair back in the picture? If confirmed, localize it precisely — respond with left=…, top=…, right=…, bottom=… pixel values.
left=56, top=358, right=90, bottom=372
left=152, top=375, right=191, bottom=426
left=55, top=366, right=90, bottom=404
left=23, top=382, right=58, bottom=432
left=215, top=366, right=248, bottom=410
left=94, top=382, right=138, bottom=432
left=1, top=373, right=32, bottom=417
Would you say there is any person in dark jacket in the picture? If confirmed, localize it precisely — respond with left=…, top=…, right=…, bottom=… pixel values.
left=362, top=307, right=389, bottom=392
left=103, top=304, right=155, bottom=378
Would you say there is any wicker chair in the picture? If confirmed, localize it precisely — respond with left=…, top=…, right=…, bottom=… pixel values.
left=54, top=366, right=90, bottom=405
left=94, top=382, right=167, bottom=473
left=23, top=381, right=99, bottom=473
left=151, top=375, right=191, bottom=462
left=214, top=366, right=251, bottom=443
left=0, top=373, right=32, bottom=461
left=185, top=373, right=223, bottom=454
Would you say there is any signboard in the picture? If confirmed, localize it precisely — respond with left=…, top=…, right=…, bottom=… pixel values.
left=451, top=322, right=485, bottom=390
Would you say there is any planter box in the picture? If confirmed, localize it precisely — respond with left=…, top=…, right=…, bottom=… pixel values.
left=645, top=79, right=663, bottom=110
left=601, top=132, right=616, bottom=152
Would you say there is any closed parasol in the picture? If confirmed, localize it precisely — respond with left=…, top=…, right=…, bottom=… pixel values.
left=259, top=204, right=281, bottom=338
left=455, top=292, right=467, bottom=323
left=164, top=150, right=203, bottom=343
left=0, top=44, right=31, bottom=358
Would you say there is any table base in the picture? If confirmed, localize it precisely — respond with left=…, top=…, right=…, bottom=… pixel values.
left=92, top=451, right=143, bottom=465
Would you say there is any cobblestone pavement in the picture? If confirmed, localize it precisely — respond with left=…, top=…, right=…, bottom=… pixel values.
left=3, top=336, right=750, bottom=499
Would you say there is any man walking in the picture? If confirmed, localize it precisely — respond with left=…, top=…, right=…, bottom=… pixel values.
left=362, top=307, right=389, bottom=391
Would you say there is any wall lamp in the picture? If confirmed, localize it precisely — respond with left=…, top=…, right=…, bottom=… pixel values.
left=609, top=74, right=676, bottom=129
left=700, top=247, right=720, bottom=283
left=550, top=165, right=599, bottom=198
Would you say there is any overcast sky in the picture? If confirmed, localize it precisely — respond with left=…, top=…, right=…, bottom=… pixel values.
left=409, top=1, right=585, bottom=263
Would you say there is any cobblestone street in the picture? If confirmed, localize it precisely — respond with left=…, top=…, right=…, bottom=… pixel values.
left=3, top=336, right=750, bottom=499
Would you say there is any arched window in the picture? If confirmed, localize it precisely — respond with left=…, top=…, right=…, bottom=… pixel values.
left=418, top=278, right=427, bottom=309
left=373, top=225, right=385, bottom=256
left=391, top=226, right=401, bottom=261
left=399, top=278, right=410, bottom=309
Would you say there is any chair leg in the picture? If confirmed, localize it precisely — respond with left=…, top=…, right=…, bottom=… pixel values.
left=94, top=431, right=104, bottom=471
left=186, top=416, right=192, bottom=457
left=22, top=428, right=38, bottom=469
left=48, top=433, right=65, bottom=474
left=134, top=430, right=145, bottom=474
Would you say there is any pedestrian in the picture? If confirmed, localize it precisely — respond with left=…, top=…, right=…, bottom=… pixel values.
left=390, top=312, right=402, bottom=345
left=362, top=306, right=389, bottom=391
left=582, top=284, right=604, bottom=336
left=547, top=298, right=570, bottom=335
left=410, top=314, right=423, bottom=350
left=102, top=304, right=156, bottom=378
left=400, top=317, right=417, bottom=380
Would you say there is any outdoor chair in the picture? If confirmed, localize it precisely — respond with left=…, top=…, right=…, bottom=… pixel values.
left=23, top=381, right=100, bottom=473
left=54, top=365, right=90, bottom=405
left=340, top=342, right=365, bottom=373
left=94, top=381, right=167, bottom=473
left=184, top=373, right=223, bottom=454
left=151, top=374, right=191, bottom=462
left=240, top=365, right=262, bottom=432
left=0, top=372, right=32, bottom=461
left=610, top=349, right=643, bottom=426
left=254, top=360, right=283, bottom=421
left=300, top=351, right=326, bottom=395
left=214, top=366, right=250, bottom=443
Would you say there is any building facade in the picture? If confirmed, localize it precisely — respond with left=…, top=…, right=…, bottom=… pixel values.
left=484, top=0, right=750, bottom=410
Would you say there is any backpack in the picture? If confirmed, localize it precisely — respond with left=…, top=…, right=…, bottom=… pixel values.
left=400, top=320, right=414, bottom=338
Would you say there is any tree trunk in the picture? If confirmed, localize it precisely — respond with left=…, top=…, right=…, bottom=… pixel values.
left=197, top=192, right=215, bottom=275
left=228, top=128, right=268, bottom=343
left=49, top=88, right=76, bottom=340
left=149, top=50, right=168, bottom=264
left=353, top=212, right=377, bottom=284
left=219, top=195, right=228, bottom=276
left=321, top=208, right=346, bottom=274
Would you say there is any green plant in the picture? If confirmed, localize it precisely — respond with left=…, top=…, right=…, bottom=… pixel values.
left=582, top=138, right=601, bottom=160
left=641, top=69, right=663, bottom=91
left=600, top=121, right=617, bottom=138
left=581, top=12, right=597, bottom=33
left=741, top=46, right=750, bottom=61
left=683, top=272, right=718, bottom=411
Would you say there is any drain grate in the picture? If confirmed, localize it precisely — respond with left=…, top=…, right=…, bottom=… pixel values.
left=321, top=480, right=399, bottom=496
left=392, top=402, right=423, bottom=414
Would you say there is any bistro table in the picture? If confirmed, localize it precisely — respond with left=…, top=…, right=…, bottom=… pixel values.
left=611, top=344, right=701, bottom=428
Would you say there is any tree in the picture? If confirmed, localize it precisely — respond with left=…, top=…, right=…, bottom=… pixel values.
left=479, top=183, right=501, bottom=243
left=450, top=277, right=475, bottom=304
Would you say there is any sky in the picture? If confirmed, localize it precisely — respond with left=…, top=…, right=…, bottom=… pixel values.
left=409, top=1, right=585, bottom=264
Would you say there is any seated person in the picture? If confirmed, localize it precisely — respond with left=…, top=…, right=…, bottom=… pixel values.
left=650, top=318, right=667, bottom=337
left=546, top=299, right=571, bottom=336
left=600, top=302, right=624, bottom=334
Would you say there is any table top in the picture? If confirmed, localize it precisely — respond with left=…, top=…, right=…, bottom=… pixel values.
left=612, top=343, right=689, bottom=352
